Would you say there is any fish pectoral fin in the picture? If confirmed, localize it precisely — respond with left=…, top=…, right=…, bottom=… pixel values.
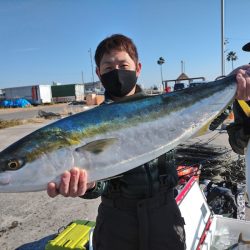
left=75, top=138, right=118, bottom=155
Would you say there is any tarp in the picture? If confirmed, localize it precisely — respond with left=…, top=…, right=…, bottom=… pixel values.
left=0, top=98, right=31, bottom=108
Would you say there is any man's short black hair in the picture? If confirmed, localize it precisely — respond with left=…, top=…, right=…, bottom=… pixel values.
left=242, top=42, right=250, bottom=52
left=94, top=34, right=139, bottom=68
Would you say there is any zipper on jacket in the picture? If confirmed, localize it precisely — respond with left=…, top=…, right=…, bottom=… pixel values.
left=145, top=163, right=153, bottom=197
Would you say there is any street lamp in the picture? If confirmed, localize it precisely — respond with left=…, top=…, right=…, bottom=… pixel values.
left=88, top=48, right=95, bottom=84
left=221, top=0, right=225, bottom=76
left=157, top=57, right=165, bottom=89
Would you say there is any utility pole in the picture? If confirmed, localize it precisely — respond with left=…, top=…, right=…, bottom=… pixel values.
left=88, top=48, right=95, bottom=84
left=181, top=60, right=185, bottom=73
left=81, top=71, right=84, bottom=84
left=221, top=0, right=225, bottom=76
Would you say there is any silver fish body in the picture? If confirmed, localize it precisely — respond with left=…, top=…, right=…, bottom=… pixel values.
left=0, top=75, right=237, bottom=192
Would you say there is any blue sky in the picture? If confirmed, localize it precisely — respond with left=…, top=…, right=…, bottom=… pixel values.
left=1, top=0, right=250, bottom=89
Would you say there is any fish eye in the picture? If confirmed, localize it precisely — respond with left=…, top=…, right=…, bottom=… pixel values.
left=6, top=158, right=25, bottom=171
left=8, top=160, right=20, bottom=170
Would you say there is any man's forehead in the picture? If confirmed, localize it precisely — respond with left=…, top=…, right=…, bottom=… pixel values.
left=101, top=51, right=131, bottom=64
left=101, top=58, right=128, bottom=64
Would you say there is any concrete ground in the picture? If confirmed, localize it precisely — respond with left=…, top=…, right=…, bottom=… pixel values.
left=0, top=106, right=100, bottom=250
left=0, top=107, right=249, bottom=250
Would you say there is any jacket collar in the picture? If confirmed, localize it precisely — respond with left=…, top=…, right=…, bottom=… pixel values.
left=103, top=85, right=144, bottom=104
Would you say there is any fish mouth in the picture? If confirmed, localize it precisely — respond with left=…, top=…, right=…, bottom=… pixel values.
left=0, top=173, right=11, bottom=185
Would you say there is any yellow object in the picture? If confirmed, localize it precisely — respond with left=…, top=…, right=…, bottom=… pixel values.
left=45, top=220, right=95, bottom=250
left=238, top=100, right=250, bottom=117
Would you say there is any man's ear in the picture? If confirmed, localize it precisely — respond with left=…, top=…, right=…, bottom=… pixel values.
left=136, top=62, right=142, bottom=77
left=96, top=67, right=101, bottom=79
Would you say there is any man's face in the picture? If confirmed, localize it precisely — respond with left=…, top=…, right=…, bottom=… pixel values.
left=96, top=50, right=141, bottom=98
left=97, top=50, right=141, bottom=77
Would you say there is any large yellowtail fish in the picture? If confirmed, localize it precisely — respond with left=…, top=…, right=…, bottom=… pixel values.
left=0, top=75, right=237, bottom=192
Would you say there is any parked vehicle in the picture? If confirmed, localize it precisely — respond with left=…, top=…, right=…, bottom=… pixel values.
left=174, top=82, right=185, bottom=91
left=4, top=85, right=52, bottom=105
left=51, top=84, right=85, bottom=103
left=189, top=81, right=207, bottom=88
left=0, top=89, right=5, bottom=101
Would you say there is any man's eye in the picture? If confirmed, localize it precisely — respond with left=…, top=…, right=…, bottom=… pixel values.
left=103, top=67, right=112, bottom=73
left=121, top=64, right=129, bottom=69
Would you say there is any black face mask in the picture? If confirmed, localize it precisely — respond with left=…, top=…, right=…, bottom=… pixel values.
left=100, top=69, right=137, bottom=97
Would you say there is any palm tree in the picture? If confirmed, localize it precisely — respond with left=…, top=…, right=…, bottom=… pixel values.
left=226, top=51, right=238, bottom=70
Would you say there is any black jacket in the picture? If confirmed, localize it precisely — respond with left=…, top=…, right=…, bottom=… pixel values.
left=81, top=86, right=178, bottom=199
left=227, top=100, right=250, bottom=155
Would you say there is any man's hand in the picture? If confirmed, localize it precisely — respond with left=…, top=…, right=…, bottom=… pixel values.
left=232, top=65, right=250, bottom=101
left=47, top=167, right=95, bottom=198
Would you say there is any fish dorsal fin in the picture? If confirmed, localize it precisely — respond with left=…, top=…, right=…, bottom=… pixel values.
left=112, top=92, right=150, bottom=104
left=75, top=138, right=118, bottom=154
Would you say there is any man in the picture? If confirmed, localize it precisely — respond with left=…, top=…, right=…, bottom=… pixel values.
left=227, top=42, right=250, bottom=154
left=47, top=34, right=250, bottom=250
left=47, top=34, right=186, bottom=250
